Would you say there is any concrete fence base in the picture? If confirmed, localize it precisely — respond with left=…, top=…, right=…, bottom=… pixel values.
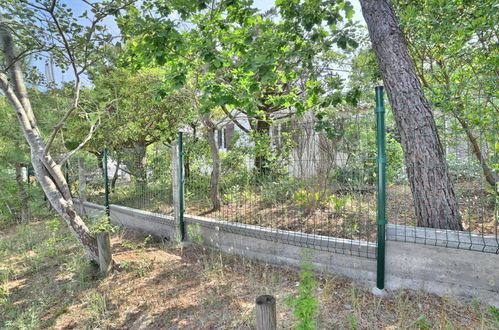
left=76, top=200, right=499, bottom=307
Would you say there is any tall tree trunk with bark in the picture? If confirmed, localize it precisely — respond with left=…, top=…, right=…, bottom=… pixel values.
left=202, top=113, right=221, bottom=212
left=15, top=162, right=30, bottom=223
left=0, top=25, right=100, bottom=262
left=360, top=0, right=462, bottom=230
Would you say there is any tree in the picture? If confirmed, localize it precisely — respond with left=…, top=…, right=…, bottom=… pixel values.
left=359, top=0, right=462, bottom=230
left=394, top=0, right=498, bottom=187
left=118, top=0, right=360, bottom=209
left=71, top=68, right=194, bottom=190
left=0, top=0, right=130, bottom=262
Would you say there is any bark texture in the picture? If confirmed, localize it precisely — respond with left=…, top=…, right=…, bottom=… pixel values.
left=0, top=24, right=100, bottom=262
left=360, top=0, right=462, bottom=230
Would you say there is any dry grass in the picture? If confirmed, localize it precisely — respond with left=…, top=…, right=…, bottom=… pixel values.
left=2, top=219, right=497, bottom=329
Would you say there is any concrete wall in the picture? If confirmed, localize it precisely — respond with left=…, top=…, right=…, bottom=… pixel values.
left=79, top=201, right=177, bottom=239
left=76, top=201, right=499, bottom=307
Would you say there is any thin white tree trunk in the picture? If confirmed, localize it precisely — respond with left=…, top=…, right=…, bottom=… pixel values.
left=0, top=25, right=99, bottom=262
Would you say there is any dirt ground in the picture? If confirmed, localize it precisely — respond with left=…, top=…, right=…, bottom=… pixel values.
left=1, top=219, right=498, bottom=329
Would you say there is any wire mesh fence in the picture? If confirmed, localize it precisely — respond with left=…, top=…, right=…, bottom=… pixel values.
left=385, top=82, right=498, bottom=253
left=83, top=153, right=107, bottom=206
left=75, top=147, right=173, bottom=217
left=68, top=81, right=497, bottom=257
left=108, top=146, right=173, bottom=216
left=184, top=114, right=378, bottom=257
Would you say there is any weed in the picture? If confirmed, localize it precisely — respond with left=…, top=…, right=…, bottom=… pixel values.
left=285, top=249, right=319, bottom=330
left=411, top=314, right=430, bottom=329
left=134, top=258, right=154, bottom=277
left=489, top=306, right=499, bottom=325
left=122, top=239, right=140, bottom=251
left=347, top=314, right=358, bottom=329
left=17, top=225, right=36, bottom=251
left=68, top=254, right=96, bottom=285
left=121, top=260, right=132, bottom=270
left=471, top=296, right=480, bottom=313
left=85, top=292, right=108, bottom=325
left=4, top=307, right=40, bottom=330
left=89, top=214, right=115, bottom=234
left=187, top=223, right=204, bottom=245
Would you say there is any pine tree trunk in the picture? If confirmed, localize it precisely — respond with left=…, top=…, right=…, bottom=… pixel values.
left=360, top=0, right=462, bottom=230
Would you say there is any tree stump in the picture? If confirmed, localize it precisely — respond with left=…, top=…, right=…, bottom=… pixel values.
left=97, top=232, right=113, bottom=276
left=256, top=295, right=276, bottom=330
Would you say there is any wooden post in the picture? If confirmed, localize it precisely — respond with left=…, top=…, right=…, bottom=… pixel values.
left=256, top=295, right=276, bottom=330
left=97, top=232, right=113, bottom=276
left=78, top=157, right=87, bottom=215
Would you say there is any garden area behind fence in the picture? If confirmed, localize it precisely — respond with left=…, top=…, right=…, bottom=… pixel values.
left=71, top=84, right=497, bottom=257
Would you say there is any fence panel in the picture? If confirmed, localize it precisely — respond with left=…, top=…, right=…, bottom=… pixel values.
left=386, top=81, right=498, bottom=253
left=184, top=114, right=378, bottom=257
left=107, top=146, right=173, bottom=217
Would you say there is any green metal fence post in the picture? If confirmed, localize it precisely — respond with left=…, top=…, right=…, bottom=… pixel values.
left=178, top=132, right=185, bottom=241
left=373, top=85, right=387, bottom=296
left=103, top=148, right=110, bottom=220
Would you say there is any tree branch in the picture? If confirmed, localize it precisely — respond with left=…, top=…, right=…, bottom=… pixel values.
left=221, top=105, right=250, bottom=133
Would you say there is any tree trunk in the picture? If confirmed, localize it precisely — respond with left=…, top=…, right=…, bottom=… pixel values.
left=252, top=119, right=271, bottom=176
left=95, top=152, right=104, bottom=176
left=133, top=142, right=147, bottom=192
left=360, top=0, right=462, bottom=230
left=202, top=114, right=221, bottom=211
left=111, top=154, right=120, bottom=192
left=0, top=25, right=100, bottom=262
left=15, top=162, right=30, bottom=223
left=452, top=108, right=497, bottom=187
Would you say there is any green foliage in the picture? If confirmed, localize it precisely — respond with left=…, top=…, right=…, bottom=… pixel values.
left=187, top=223, right=204, bottom=245
left=292, top=188, right=351, bottom=215
left=118, top=0, right=361, bottom=126
left=85, top=292, right=108, bottom=322
left=88, top=215, right=115, bottom=234
left=260, top=178, right=301, bottom=208
left=489, top=306, right=499, bottom=325
left=411, top=314, right=430, bottom=330
left=394, top=0, right=498, bottom=184
left=347, top=314, right=358, bottom=329
left=286, top=250, right=319, bottom=330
